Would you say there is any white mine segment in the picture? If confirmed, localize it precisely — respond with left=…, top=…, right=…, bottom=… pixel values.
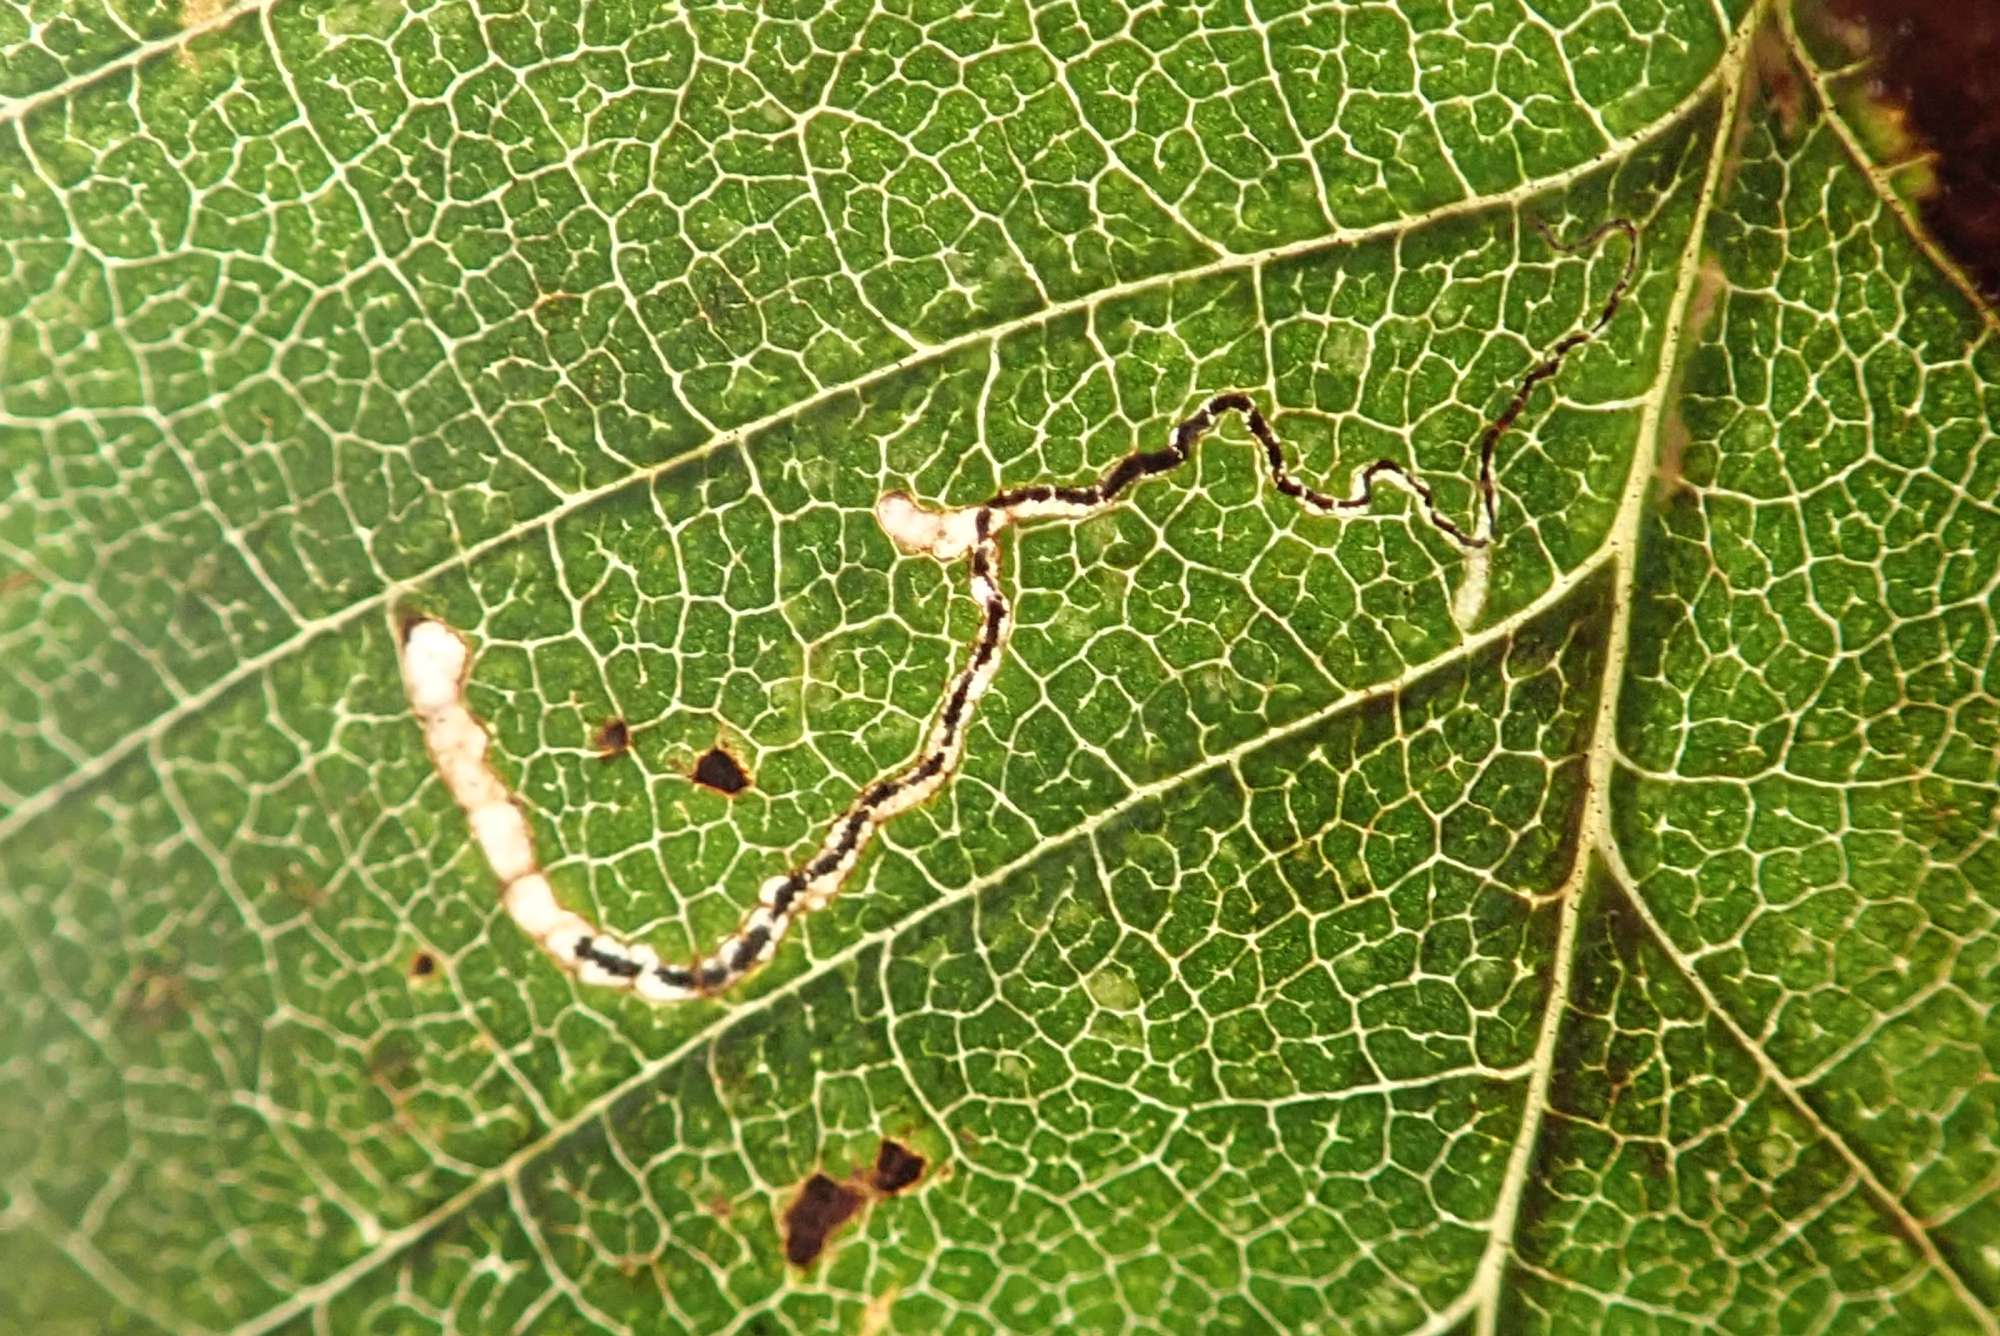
left=1451, top=517, right=1494, bottom=631
left=873, top=491, right=988, bottom=559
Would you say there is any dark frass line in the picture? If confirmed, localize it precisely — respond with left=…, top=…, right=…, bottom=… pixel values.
left=398, top=217, right=1638, bottom=1003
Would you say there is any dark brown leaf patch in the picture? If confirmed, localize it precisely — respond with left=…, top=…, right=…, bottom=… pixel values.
left=593, top=717, right=631, bottom=759
left=693, top=745, right=750, bottom=795
left=870, top=1140, right=925, bottom=1195
left=780, top=1138, right=934, bottom=1268
left=782, top=1174, right=864, bottom=1267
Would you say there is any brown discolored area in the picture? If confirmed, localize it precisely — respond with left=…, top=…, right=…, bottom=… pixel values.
left=870, top=1140, right=925, bottom=1195
left=780, top=1139, right=933, bottom=1267
left=1655, top=253, right=1726, bottom=504
left=782, top=1174, right=864, bottom=1267
left=857, top=1286, right=901, bottom=1336
left=176, top=0, right=224, bottom=69
left=408, top=951, right=438, bottom=980
left=692, top=745, right=750, bottom=795
left=120, top=967, right=190, bottom=1031
left=1750, top=19, right=1806, bottom=142
left=1823, top=0, right=2000, bottom=299
left=593, top=717, right=631, bottom=759
left=269, top=864, right=327, bottom=908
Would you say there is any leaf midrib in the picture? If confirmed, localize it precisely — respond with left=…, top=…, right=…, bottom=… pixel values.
left=1454, top=7, right=1999, bottom=1327
left=1450, top=12, right=1754, bottom=1328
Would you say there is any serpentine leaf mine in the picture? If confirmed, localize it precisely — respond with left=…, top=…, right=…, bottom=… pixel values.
left=399, top=221, right=1635, bottom=1003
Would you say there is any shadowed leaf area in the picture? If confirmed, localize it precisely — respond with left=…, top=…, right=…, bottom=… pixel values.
left=1, top=1, right=1996, bottom=1333
left=1819, top=0, right=2000, bottom=298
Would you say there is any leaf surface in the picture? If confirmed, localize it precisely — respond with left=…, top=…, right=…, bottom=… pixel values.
left=2, top=1, right=1996, bottom=1332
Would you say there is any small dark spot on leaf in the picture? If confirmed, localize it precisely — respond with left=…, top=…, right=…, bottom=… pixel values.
left=782, top=1173, right=864, bottom=1267
left=594, top=717, right=630, bottom=759
left=693, top=745, right=750, bottom=795
left=870, top=1140, right=925, bottom=1195
left=409, top=951, right=438, bottom=980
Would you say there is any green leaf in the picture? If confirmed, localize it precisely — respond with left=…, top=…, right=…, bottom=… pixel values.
left=3, top=0, right=1996, bottom=1332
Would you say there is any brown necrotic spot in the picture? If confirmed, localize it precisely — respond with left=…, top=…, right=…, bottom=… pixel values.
left=782, top=1173, right=864, bottom=1267
left=409, top=950, right=438, bottom=980
left=692, top=745, right=750, bottom=795
left=869, top=1140, right=925, bottom=1195
left=593, top=717, right=630, bottom=759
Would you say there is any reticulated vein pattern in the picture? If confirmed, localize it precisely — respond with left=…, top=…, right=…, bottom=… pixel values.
left=400, top=220, right=1635, bottom=1002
